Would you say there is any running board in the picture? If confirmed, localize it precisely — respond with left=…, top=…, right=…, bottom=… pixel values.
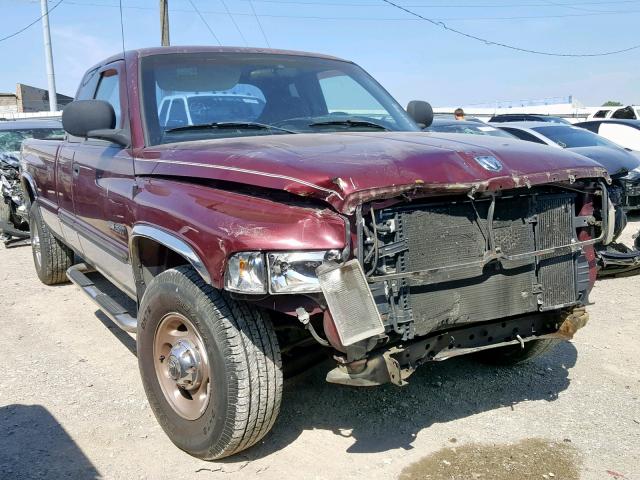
left=66, top=264, right=137, bottom=333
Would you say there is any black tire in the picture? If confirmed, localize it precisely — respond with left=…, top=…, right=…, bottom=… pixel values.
left=474, top=338, right=558, bottom=366
left=29, top=203, right=74, bottom=285
left=0, top=199, right=11, bottom=237
left=137, top=266, right=283, bottom=460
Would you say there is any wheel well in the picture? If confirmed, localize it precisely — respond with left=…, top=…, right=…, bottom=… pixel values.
left=21, top=178, right=35, bottom=203
left=133, top=236, right=192, bottom=296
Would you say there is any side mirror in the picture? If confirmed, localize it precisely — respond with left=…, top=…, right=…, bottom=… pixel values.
left=62, top=100, right=130, bottom=146
left=406, top=100, right=434, bottom=128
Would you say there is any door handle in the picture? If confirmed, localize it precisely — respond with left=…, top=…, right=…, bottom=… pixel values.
left=72, top=164, right=80, bottom=177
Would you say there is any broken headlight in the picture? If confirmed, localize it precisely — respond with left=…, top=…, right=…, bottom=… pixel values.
left=268, top=251, right=341, bottom=293
left=225, top=252, right=266, bottom=294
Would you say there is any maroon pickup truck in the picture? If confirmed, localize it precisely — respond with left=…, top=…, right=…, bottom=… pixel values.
left=21, top=47, right=612, bottom=460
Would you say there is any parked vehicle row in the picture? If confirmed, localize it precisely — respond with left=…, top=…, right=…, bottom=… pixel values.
left=577, top=119, right=640, bottom=152
left=588, top=105, right=640, bottom=121
left=18, top=46, right=614, bottom=460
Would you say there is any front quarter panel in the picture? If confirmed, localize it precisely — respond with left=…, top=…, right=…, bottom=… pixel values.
left=133, top=178, right=346, bottom=288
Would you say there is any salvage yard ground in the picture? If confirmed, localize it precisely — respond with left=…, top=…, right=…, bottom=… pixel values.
left=1, top=221, right=639, bottom=480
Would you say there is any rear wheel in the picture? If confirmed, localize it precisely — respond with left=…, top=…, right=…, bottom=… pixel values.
left=137, top=266, right=283, bottom=460
left=0, top=200, right=10, bottom=240
left=474, top=339, right=558, bottom=366
left=29, top=204, right=74, bottom=285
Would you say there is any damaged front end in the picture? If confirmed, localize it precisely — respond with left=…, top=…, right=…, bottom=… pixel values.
left=594, top=184, right=640, bottom=278
left=317, top=180, right=609, bottom=386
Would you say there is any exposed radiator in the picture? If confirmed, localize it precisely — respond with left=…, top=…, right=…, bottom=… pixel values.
left=369, top=192, right=579, bottom=337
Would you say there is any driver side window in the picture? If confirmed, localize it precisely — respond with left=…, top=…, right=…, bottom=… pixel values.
left=94, top=70, right=122, bottom=128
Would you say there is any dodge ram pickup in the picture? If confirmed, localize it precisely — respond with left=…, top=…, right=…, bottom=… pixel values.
left=21, top=46, right=613, bottom=460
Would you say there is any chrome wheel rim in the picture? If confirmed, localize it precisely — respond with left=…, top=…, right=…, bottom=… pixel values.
left=153, top=313, right=211, bottom=420
left=31, top=227, right=41, bottom=267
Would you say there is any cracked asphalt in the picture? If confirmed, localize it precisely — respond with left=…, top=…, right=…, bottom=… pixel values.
left=0, top=220, right=639, bottom=480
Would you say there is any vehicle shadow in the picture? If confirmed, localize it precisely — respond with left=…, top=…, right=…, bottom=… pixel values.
left=89, top=271, right=138, bottom=356
left=93, top=310, right=137, bottom=356
left=0, top=404, right=100, bottom=479
left=223, top=340, right=577, bottom=463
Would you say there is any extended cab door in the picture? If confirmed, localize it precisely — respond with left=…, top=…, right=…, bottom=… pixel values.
left=70, top=62, right=137, bottom=297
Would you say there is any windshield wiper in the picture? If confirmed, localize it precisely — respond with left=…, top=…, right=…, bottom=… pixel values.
left=165, top=122, right=298, bottom=134
left=308, top=119, right=389, bottom=131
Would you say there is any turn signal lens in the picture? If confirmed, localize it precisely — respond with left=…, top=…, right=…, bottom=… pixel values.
left=225, top=252, right=266, bottom=294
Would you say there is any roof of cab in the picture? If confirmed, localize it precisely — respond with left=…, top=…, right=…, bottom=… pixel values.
left=92, top=46, right=349, bottom=71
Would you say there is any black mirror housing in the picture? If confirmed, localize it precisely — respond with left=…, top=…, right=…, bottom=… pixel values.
left=62, top=100, right=130, bottom=146
left=407, top=100, right=434, bottom=128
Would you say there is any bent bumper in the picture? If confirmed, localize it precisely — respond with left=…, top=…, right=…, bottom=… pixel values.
left=326, top=307, right=588, bottom=387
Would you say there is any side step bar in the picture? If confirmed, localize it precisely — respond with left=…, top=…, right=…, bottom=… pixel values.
left=66, top=264, right=137, bottom=333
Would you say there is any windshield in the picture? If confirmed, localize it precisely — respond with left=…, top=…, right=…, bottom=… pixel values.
left=532, top=125, right=622, bottom=149
left=428, top=123, right=515, bottom=138
left=0, top=127, right=64, bottom=152
left=140, top=52, right=418, bottom=145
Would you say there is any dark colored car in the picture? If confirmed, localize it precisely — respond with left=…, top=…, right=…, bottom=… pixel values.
left=492, top=122, right=640, bottom=210
left=21, top=47, right=610, bottom=460
left=425, top=118, right=517, bottom=138
left=489, top=114, right=570, bottom=124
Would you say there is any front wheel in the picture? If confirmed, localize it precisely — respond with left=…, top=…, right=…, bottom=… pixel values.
left=137, top=266, right=283, bottom=460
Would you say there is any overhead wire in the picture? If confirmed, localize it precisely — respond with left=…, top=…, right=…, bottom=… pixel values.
left=238, top=0, right=640, bottom=6
left=219, top=0, right=249, bottom=46
left=187, top=0, right=222, bottom=45
left=58, top=1, right=640, bottom=22
left=249, top=0, right=271, bottom=47
left=381, top=0, right=640, bottom=56
left=0, top=0, right=64, bottom=43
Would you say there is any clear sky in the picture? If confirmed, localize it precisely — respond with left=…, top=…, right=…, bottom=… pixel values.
left=1, top=0, right=639, bottom=108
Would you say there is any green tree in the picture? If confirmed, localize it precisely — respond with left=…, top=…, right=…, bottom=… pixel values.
left=602, top=101, right=623, bottom=107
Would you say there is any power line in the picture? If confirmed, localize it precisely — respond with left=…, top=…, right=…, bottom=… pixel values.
left=249, top=0, right=271, bottom=47
left=220, top=0, right=249, bottom=46
left=186, top=0, right=221, bottom=45
left=55, top=1, right=640, bottom=22
left=0, top=0, right=64, bottom=43
left=381, top=0, right=640, bottom=57
left=240, top=0, right=640, bottom=6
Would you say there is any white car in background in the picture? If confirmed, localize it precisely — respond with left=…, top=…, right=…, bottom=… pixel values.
left=588, top=105, right=640, bottom=121
left=576, top=120, right=640, bottom=152
left=158, top=92, right=266, bottom=128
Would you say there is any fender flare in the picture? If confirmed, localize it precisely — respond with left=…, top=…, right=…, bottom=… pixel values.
left=129, top=224, right=212, bottom=289
left=20, top=172, right=38, bottom=202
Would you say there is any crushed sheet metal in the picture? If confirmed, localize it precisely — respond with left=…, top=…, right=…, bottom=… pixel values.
left=340, top=167, right=609, bottom=214
left=556, top=307, right=589, bottom=339
left=134, top=157, right=344, bottom=201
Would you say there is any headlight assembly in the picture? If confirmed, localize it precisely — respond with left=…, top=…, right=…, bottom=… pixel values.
left=224, top=250, right=342, bottom=294
left=269, top=251, right=328, bottom=293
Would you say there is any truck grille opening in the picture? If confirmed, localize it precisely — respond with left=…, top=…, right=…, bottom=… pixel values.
left=361, top=190, right=586, bottom=339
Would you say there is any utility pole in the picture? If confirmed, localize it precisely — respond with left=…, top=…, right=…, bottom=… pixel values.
left=40, top=0, right=57, bottom=112
left=160, top=0, right=170, bottom=46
